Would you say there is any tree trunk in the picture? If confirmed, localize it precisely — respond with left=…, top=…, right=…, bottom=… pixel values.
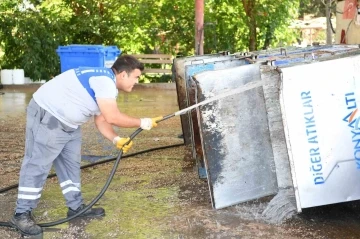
left=242, top=0, right=257, bottom=51
left=262, top=24, right=272, bottom=50
left=195, top=0, right=204, bottom=55
left=249, top=15, right=257, bottom=51
left=325, top=0, right=333, bottom=45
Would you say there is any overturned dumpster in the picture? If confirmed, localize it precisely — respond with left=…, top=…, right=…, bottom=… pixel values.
left=183, top=57, right=250, bottom=178
left=193, top=64, right=277, bottom=209
left=176, top=45, right=360, bottom=222
left=173, top=53, right=241, bottom=146
left=276, top=51, right=360, bottom=211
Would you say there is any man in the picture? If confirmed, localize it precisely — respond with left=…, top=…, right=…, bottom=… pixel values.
left=9, top=55, right=162, bottom=236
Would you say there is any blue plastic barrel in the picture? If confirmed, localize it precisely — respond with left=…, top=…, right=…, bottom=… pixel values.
left=56, top=45, right=106, bottom=73
left=104, top=46, right=121, bottom=68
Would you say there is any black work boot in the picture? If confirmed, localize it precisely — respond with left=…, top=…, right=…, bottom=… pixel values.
left=9, top=211, right=43, bottom=236
left=67, top=204, right=105, bottom=218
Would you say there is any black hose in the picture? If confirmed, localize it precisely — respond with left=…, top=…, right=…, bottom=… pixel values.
left=0, top=118, right=181, bottom=229
left=0, top=143, right=184, bottom=194
left=39, top=128, right=144, bottom=227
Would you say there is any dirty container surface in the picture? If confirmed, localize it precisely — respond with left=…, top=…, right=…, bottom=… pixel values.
left=56, top=45, right=106, bottom=73
left=184, top=58, right=250, bottom=178
left=173, top=53, right=235, bottom=146
left=253, top=44, right=360, bottom=66
left=194, top=64, right=277, bottom=209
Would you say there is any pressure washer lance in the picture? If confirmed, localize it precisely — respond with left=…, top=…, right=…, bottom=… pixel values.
left=0, top=78, right=271, bottom=234
left=162, top=79, right=268, bottom=120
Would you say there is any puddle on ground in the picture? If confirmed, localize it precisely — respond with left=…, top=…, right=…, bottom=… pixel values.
left=0, top=90, right=35, bottom=119
left=0, top=87, right=178, bottom=119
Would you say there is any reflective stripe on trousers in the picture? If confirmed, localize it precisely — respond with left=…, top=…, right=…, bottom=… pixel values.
left=16, top=99, right=83, bottom=213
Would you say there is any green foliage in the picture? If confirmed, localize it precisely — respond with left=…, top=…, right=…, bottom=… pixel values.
left=299, top=0, right=326, bottom=18
left=140, top=74, right=172, bottom=83
left=255, top=0, right=300, bottom=49
left=205, top=0, right=248, bottom=53
left=0, top=0, right=316, bottom=81
left=237, top=0, right=300, bottom=50
left=0, top=0, right=67, bottom=80
left=203, top=0, right=299, bottom=52
left=62, top=0, right=118, bottom=45
left=157, top=0, right=195, bottom=55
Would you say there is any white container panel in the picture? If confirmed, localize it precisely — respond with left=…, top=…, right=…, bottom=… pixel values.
left=280, top=55, right=360, bottom=210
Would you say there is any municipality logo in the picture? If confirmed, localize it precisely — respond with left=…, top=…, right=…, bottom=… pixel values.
left=344, top=109, right=360, bottom=130
left=343, top=108, right=360, bottom=130
left=343, top=92, right=360, bottom=169
left=343, top=92, right=360, bottom=130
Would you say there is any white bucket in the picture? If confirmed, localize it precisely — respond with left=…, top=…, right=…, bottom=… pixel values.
left=0, top=70, right=13, bottom=85
left=13, top=69, right=25, bottom=85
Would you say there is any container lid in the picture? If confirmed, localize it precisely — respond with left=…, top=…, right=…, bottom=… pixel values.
left=104, top=46, right=121, bottom=54
left=56, top=44, right=106, bottom=53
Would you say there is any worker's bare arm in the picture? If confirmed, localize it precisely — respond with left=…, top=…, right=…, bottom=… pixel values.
left=96, top=98, right=141, bottom=128
left=94, top=114, right=118, bottom=141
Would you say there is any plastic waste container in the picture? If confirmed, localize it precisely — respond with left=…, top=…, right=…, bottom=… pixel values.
left=56, top=45, right=106, bottom=73
left=104, top=46, right=121, bottom=68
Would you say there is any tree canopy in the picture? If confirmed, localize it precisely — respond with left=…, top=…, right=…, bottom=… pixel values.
left=0, top=0, right=303, bottom=80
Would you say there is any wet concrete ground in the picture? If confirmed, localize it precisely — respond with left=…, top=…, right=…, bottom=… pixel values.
left=1, top=84, right=360, bottom=238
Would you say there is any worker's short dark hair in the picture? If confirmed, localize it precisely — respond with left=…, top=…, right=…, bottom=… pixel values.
left=112, top=55, right=144, bottom=74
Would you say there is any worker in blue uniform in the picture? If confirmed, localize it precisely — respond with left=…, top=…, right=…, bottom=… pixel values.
left=9, top=55, right=162, bottom=236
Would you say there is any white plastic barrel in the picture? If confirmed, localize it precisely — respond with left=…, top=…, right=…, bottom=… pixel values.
left=13, top=69, right=25, bottom=85
left=0, top=70, right=13, bottom=85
